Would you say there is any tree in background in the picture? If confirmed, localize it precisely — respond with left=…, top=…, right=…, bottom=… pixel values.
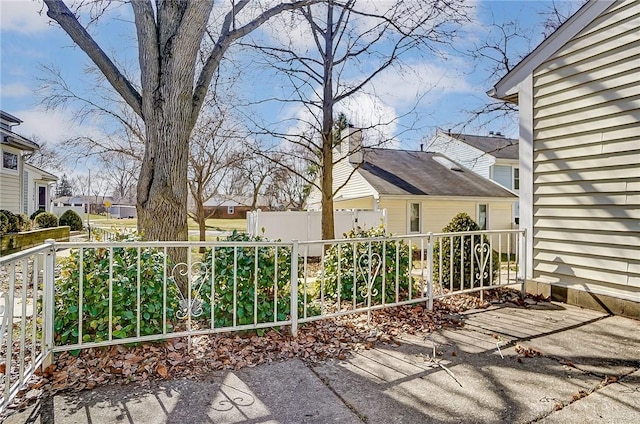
left=247, top=1, right=469, bottom=239
left=55, top=174, right=74, bottom=197
left=188, top=108, right=245, bottom=242
left=43, top=0, right=322, bottom=242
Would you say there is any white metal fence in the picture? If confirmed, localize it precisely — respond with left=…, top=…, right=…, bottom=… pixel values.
left=0, top=243, right=55, bottom=413
left=1, top=229, right=524, bottom=411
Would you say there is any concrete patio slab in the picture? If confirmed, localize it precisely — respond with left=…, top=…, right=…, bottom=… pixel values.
left=541, top=370, right=640, bottom=424
left=5, top=360, right=361, bottom=424
left=3, top=302, right=638, bottom=424
left=314, top=340, right=601, bottom=423
left=519, top=315, right=640, bottom=377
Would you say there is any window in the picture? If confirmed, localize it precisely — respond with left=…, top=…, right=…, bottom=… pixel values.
left=513, top=167, right=519, bottom=190
left=38, top=186, right=47, bottom=211
left=409, top=203, right=420, bottom=233
left=2, top=151, right=18, bottom=170
left=478, top=204, right=488, bottom=230
left=227, top=206, right=235, bottom=215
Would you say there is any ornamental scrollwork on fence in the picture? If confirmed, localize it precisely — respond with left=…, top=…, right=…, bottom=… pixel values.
left=0, top=291, right=8, bottom=338
left=358, top=252, right=382, bottom=299
left=474, top=242, right=491, bottom=285
left=171, top=262, right=209, bottom=320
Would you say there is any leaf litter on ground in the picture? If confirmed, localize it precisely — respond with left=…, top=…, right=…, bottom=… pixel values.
left=1, top=288, right=548, bottom=417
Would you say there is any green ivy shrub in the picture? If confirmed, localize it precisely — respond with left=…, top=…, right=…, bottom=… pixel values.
left=30, top=209, right=45, bottom=221
left=432, top=213, right=500, bottom=290
left=54, top=233, right=180, bottom=344
left=0, top=213, right=8, bottom=235
left=320, top=226, right=415, bottom=304
left=0, top=210, right=20, bottom=233
left=17, top=213, right=31, bottom=231
left=34, top=212, right=59, bottom=228
left=59, top=210, right=83, bottom=231
left=196, top=230, right=294, bottom=329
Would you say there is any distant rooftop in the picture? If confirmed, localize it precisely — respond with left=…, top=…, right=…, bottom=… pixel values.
left=358, top=148, right=515, bottom=198
left=446, top=132, right=518, bottom=160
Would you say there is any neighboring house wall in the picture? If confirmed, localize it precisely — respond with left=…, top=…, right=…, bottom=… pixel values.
left=428, top=134, right=494, bottom=177
left=529, top=0, right=640, bottom=298
left=0, top=145, right=22, bottom=213
left=376, top=198, right=514, bottom=236
left=203, top=205, right=252, bottom=219
left=306, top=139, right=378, bottom=210
left=333, top=196, right=375, bottom=210
left=428, top=133, right=520, bottom=221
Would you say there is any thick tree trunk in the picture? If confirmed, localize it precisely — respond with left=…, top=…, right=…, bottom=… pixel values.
left=137, top=112, right=190, bottom=242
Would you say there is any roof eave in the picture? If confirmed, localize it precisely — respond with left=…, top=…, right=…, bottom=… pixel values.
left=2, top=134, right=39, bottom=152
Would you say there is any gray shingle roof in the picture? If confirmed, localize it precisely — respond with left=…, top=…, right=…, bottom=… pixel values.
left=448, top=133, right=518, bottom=160
left=358, top=148, right=515, bottom=198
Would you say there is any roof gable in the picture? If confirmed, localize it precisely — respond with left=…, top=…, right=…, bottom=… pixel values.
left=490, top=0, right=616, bottom=100
left=357, top=148, right=514, bottom=198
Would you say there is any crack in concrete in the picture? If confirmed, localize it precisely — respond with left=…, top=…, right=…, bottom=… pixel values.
left=305, top=362, right=369, bottom=423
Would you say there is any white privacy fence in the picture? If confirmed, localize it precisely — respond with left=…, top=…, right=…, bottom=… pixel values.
left=51, top=205, right=85, bottom=218
left=0, top=228, right=525, bottom=412
left=247, top=209, right=387, bottom=255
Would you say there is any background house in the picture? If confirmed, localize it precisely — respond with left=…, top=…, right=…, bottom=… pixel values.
left=307, top=128, right=516, bottom=235
left=203, top=195, right=269, bottom=219
left=428, top=130, right=519, bottom=222
left=490, top=0, right=639, bottom=314
left=1, top=111, right=57, bottom=216
left=52, top=195, right=115, bottom=216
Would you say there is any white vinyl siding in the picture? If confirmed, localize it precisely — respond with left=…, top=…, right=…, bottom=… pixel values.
left=306, top=159, right=377, bottom=210
left=531, top=0, right=640, bottom=291
left=427, top=134, right=493, bottom=178
left=0, top=172, right=20, bottom=213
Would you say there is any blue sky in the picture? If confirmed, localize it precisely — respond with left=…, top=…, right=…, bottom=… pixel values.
left=0, top=0, right=583, bottom=168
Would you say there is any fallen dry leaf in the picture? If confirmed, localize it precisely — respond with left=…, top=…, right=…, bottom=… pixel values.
left=156, top=364, right=169, bottom=379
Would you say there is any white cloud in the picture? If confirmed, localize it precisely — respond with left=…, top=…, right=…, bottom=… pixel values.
left=371, top=60, right=474, bottom=109
left=0, top=0, right=51, bottom=34
left=12, top=107, right=103, bottom=146
left=0, top=83, right=32, bottom=98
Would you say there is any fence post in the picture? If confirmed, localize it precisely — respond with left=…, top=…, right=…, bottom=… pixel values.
left=43, top=239, right=56, bottom=369
left=427, top=232, right=434, bottom=311
left=520, top=228, right=527, bottom=298
left=290, top=240, right=299, bottom=337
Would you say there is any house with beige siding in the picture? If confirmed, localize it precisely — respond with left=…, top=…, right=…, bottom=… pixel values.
left=306, top=128, right=516, bottom=235
left=1, top=111, right=56, bottom=216
left=427, top=131, right=520, bottom=222
left=489, top=0, right=640, bottom=314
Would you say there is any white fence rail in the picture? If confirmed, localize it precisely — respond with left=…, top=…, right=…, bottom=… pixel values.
left=1, top=229, right=524, bottom=412
left=247, top=209, right=387, bottom=255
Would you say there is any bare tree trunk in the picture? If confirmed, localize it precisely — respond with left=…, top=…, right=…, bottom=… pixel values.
left=137, top=113, right=190, bottom=242
left=320, top=4, right=335, bottom=240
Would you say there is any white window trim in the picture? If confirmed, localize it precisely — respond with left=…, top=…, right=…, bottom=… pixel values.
left=227, top=205, right=235, bottom=215
left=1, top=149, right=19, bottom=174
left=407, top=201, right=421, bottom=233
left=477, top=203, right=489, bottom=230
